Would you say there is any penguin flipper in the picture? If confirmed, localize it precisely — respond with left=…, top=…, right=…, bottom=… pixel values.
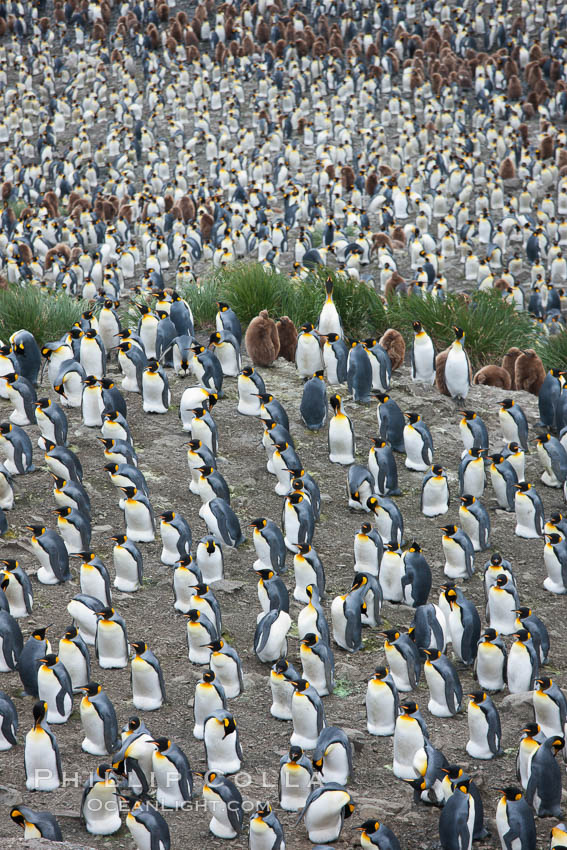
left=0, top=713, right=16, bottom=746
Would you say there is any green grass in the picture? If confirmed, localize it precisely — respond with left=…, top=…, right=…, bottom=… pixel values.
left=0, top=283, right=87, bottom=347
left=179, top=276, right=223, bottom=328
left=383, top=290, right=539, bottom=370
left=538, top=329, right=567, bottom=371
left=196, top=263, right=388, bottom=339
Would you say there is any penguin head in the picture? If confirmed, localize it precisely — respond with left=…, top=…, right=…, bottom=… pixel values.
left=300, top=322, right=315, bottom=333
left=288, top=492, right=304, bottom=505
left=359, top=522, right=372, bottom=535
left=71, top=550, right=95, bottom=562
left=373, top=666, right=389, bottom=681
left=222, top=715, right=237, bottom=737
left=217, top=302, right=230, bottom=313
left=460, top=495, right=475, bottom=507
left=209, top=331, right=222, bottom=346
left=423, top=648, right=441, bottom=661
left=441, top=525, right=457, bottom=537
left=96, top=607, right=115, bottom=620
left=481, top=628, right=498, bottom=642
left=84, top=329, right=97, bottom=339
left=551, top=736, right=565, bottom=753
left=125, top=717, right=142, bottom=734
left=255, top=802, right=272, bottom=818
left=104, top=410, right=120, bottom=422
left=202, top=669, right=216, bottom=684
left=412, top=320, right=423, bottom=333
left=273, top=657, right=290, bottom=676
left=4, top=373, right=17, bottom=385
left=0, top=558, right=18, bottom=572
left=121, top=486, right=138, bottom=499
left=194, top=583, right=210, bottom=598
left=536, top=676, right=552, bottom=691
left=130, top=641, right=147, bottom=656
left=326, top=332, right=340, bottom=342
left=521, top=722, right=541, bottom=738
left=32, top=701, right=48, bottom=725
left=404, top=411, right=420, bottom=423
left=443, top=586, right=458, bottom=606
left=54, top=506, right=72, bottom=518
left=498, top=787, right=524, bottom=802
left=460, top=410, right=476, bottom=420
left=292, top=678, right=309, bottom=693
left=499, top=398, right=514, bottom=410
left=514, top=481, right=530, bottom=493
left=289, top=745, right=303, bottom=761
left=514, top=607, right=531, bottom=619
left=546, top=533, right=563, bottom=545
left=371, top=437, right=388, bottom=448
left=95, top=763, right=113, bottom=779
left=301, top=633, right=318, bottom=648
left=351, top=573, right=368, bottom=591
left=431, top=464, right=444, bottom=477
left=507, top=442, right=521, bottom=454
left=399, top=700, right=418, bottom=715
left=146, top=359, right=159, bottom=373
left=26, top=525, right=46, bottom=537
left=151, top=737, right=170, bottom=753
left=372, top=392, right=390, bottom=404
left=468, top=691, right=486, bottom=705
left=185, top=609, right=201, bottom=623
left=159, top=510, right=175, bottom=523
left=380, top=628, right=400, bottom=644
left=384, top=541, right=400, bottom=553
left=456, top=777, right=471, bottom=794
left=40, top=653, right=58, bottom=667
left=329, top=393, right=341, bottom=411
left=513, top=629, right=530, bottom=643
left=240, top=367, right=254, bottom=377
left=79, top=682, right=102, bottom=697
left=495, top=573, right=509, bottom=587
left=489, top=453, right=505, bottom=464
left=104, top=463, right=120, bottom=474
left=249, top=518, right=268, bottom=531
left=10, top=809, right=27, bottom=829
left=110, top=533, right=127, bottom=545
left=36, top=397, right=51, bottom=410
left=63, top=626, right=79, bottom=640
left=99, top=438, right=115, bottom=449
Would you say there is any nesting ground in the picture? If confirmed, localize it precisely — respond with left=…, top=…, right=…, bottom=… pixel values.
left=0, top=350, right=565, bottom=849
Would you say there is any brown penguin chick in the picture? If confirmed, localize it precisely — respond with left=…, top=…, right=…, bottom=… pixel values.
left=499, top=157, right=516, bottom=180
left=372, top=232, right=393, bottom=251
left=378, top=329, right=406, bottom=371
left=435, top=348, right=451, bottom=397
left=507, top=75, right=522, bottom=101
left=276, top=316, right=298, bottom=362
left=384, top=272, right=405, bottom=299
left=473, top=365, right=512, bottom=389
left=514, top=349, right=546, bottom=395
left=540, top=134, right=554, bottom=161
left=245, top=310, right=280, bottom=367
left=501, top=347, right=522, bottom=389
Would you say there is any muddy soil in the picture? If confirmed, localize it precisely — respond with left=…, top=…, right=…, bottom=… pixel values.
left=0, top=347, right=565, bottom=850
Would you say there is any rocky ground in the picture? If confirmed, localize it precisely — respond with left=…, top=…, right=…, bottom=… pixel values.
left=0, top=345, right=565, bottom=849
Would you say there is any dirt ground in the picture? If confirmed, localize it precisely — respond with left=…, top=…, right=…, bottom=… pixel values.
left=0, top=345, right=566, bottom=849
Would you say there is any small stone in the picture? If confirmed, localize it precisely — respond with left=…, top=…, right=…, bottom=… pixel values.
left=93, top=524, right=113, bottom=533
left=501, top=691, right=533, bottom=708
left=214, top=580, right=244, bottom=593
left=0, top=785, right=22, bottom=807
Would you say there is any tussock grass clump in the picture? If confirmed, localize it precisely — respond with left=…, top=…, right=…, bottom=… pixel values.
left=179, top=276, right=223, bottom=329
left=538, top=329, right=567, bottom=371
left=384, top=290, right=538, bottom=370
left=0, top=283, right=86, bottom=347
left=202, top=262, right=388, bottom=339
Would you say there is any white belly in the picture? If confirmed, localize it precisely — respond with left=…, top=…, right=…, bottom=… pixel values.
left=515, top=495, right=541, bottom=539
left=81, top=700, right=107, bottom=755
left=291, top=692, right=322, bottom=749
left=153, top=753, right=184, bottom=807
left=203, top=788, right=237, bottom=839
left=328, top=417, right=355, bottom=465
left=404, top=426, right=429, bottom=471
left=354, top=538, right=379, bottom=576
left=58, top=643, right=88, bottom=690
left=475, top=645, right=505, bottom=692
left=132, top=659, right=163, bottom=710
left=422, top=478, right=449, bottom=517
left=544, top=546, right=567, bottom=594
left=204, top=724, right=241, bottom=774
left=210, top=653, right=240, bottom=698
left=38, top=669, right=72, bottom=723
left=487, top=587, right=516, bottom=634
left=84, top=782, right=121, bottom=834
left=96, top=622, right=128, bottom=668
left=534, top=692, right=563, bottom=737
left=187, top=623, right=212, bottom=665
left=462, top=461, right=485, bottom=498
left=114, top=549, right=141, bottom=592
left=270, top=673, right=294, bottom=720
left=25, top=728, right=60, bottom=790
left=194, top=685, right=224, bottom=738
left=443, top=538, right=469, bottom=579
left=393, top=717, right=424, bottom=778
left=385, top=645, right=412, bottom=692
left=507, top=645, right=534, bottom=693
left=280, top=763, right=311, bottom=811
left=67, top=600, right=98, bottom=645
left=304, top=792, right=347, bottom=843
left=445, top=348, right=469, bottom=398
left=466, top=704, right=494, bottom=759
left=379, top=552, right=404, bottom=602
left=366, top=680, right=396, bottom=735
left=425, top=664, right=454, bottom=717
left=320, top=742, right=349, bottom=785
left=82, top=390, right=104, bottom=427
left=294, top=558, right=318, bottom=602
